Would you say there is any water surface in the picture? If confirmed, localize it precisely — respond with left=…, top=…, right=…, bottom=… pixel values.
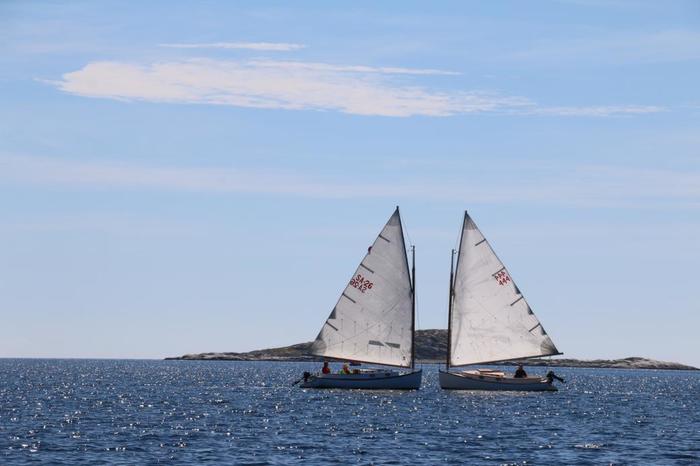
left=1, top=360, right=698, bottom=464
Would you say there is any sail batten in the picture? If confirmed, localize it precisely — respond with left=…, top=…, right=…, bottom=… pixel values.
left=310, top=208, right=414, bottom=368
left=449, top=212, right=559, bottom=367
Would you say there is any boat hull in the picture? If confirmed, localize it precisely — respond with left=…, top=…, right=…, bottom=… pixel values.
left=300, top=369, right=422, bottom=390
left=439, top=370, right=557, bottom=391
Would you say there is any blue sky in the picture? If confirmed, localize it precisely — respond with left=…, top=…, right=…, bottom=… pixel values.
left=1, top=1, right=699, bottom=366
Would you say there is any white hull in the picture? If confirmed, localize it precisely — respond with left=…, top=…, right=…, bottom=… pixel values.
left=439, top=370, right=557, bottom=391
left=300, top=369, right=422, bottom=390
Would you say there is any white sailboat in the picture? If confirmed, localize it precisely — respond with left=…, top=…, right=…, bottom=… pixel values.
left=439, top=211, right=563, bottom=391
left=300, top=207, right=422, bottom=389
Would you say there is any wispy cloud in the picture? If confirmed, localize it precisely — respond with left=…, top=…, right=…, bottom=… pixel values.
left=159, top=42, right=306, bottom=51
left=2, top=154, right=698, bottom=209
left=51, top=58, right=662, bottom=117
left=530, top=105, right=664, bottom=117
left=249, top=60, right=460, bottom=76
left=513, top=29, right=700, bottom=64
left=553, top=0, right=659, bottom=8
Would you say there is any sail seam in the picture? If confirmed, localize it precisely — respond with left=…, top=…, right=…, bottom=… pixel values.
left=317, top=299, right=407, bottom=356
left=475, top=239, right=486, bottom=246
left=528, top=323, right=541, bottom=333
left=341, top=293, right=356, bottom=304
left=378, top=234, right=391, bottom=243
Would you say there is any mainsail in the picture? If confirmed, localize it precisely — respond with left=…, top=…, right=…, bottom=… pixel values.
left=449, top=212, right=559, bottom=367
left=311, top=208, right=414, bottom=367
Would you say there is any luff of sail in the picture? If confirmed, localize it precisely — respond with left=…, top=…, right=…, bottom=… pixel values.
left=449, top=212, right=559, bottom=367
left=311, top=208, right=414, bottom=367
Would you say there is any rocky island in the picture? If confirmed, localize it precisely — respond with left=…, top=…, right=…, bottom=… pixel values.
left=166, top=329, right=697, bottom=370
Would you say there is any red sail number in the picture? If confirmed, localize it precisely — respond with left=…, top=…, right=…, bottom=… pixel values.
left=494, top=270, right=511, bottom=286
left=350, top=274, right=374, bottom=293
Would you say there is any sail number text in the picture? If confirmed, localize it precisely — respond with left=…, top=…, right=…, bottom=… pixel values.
left=350, top=274, right=374, bottom=293
left=494, top=270, right=511, bottom=285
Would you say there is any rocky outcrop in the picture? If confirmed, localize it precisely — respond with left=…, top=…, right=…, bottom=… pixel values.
left=166, top=329, right=697, bottom=370
left=171, top=342, right=316, bottom=362
left=516, top=356, right=697, bottom=371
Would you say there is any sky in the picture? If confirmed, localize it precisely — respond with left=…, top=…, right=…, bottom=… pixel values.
left=1, top=0, right=699, bottom=366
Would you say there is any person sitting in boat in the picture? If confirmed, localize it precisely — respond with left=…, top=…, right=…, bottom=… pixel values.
left=341, top=363, right=351, bottom=374
left=321, top=362, right=331, bottom=374
left=514, top=365, right=527, bottom=378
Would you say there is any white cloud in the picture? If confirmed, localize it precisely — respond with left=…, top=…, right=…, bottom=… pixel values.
left=52, top=58, right=662, bottom=117
left=2, top=154, right=698, bottom=209
left=159, top=42, right=306, bottom=51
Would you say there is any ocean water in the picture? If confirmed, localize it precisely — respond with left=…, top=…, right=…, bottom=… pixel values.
left=1, top=360, right=698, bottom=465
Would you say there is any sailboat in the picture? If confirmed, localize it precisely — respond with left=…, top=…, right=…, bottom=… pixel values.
left=300, top=207, right=422, bottom=389
left=439, top=211, right=563, bottom=391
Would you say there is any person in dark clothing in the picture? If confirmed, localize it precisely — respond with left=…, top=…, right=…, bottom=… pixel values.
left=321, top=362, right=331, bottom=374
left=546, top=371, right=564, bottom=383
left=514, top=365, right=527, bottom=378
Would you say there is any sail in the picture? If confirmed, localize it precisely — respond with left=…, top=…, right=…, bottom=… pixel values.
left=449, top=212, right=559, bottom=367
left=310, top=208, right=414, bottom=367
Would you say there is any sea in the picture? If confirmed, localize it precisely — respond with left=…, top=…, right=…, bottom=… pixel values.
left=1, top=360, right=698, bottom=465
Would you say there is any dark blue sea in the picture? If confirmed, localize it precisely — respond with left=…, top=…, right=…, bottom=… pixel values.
left=1, top=360, right=698, bottom=465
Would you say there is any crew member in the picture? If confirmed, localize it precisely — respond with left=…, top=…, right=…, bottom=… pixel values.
left=321, top=362, right=331, bottom=374
left=514, top=365, right=527, bottom=378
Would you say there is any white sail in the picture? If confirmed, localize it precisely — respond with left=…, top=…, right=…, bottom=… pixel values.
left=449, top=212, right=559, bottom=366
left=311, top=208, right=414, bottom=367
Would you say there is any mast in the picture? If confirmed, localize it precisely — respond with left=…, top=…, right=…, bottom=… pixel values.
left=446, top=248, right=455, bottom=371
left=448, top=211, right=468, bottom=371
left=411, top=244, right=416, bottom=370
left=395, top=205, right=415, bottom=369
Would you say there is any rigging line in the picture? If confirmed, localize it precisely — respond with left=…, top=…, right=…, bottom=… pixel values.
left=399, top=211, right=420, bottom=362
left=399, top=212, right=420, bottom=330
left=453, top=217, right=463, bottom=252
left=400, top=209, right=414, bottom=249
left=415, top=302, right=421, bottom=332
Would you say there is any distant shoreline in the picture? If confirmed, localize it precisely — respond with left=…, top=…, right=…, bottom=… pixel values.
left=165, top=329, right=698, bottom=371
left=164, top=356, right=698, bottom=371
